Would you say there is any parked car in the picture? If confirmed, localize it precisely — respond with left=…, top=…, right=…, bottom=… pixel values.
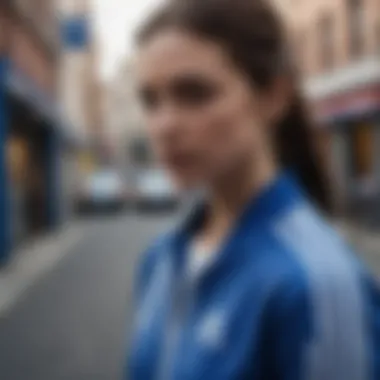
left=75, top=169, right=130, bottom=214
left=135, top=169, right=179, bottom=211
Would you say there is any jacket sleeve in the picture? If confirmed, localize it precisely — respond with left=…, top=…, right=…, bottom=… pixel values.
left=260, top=276, right=312, bottom=380
left=262, top=265, right=380, bottom=380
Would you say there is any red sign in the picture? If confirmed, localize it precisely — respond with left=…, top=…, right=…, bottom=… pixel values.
left=312, top=86, right=380, bottom=123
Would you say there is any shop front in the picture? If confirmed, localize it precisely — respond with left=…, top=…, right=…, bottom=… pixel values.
left=313, top=85, right=380, bottom=224
left=0, top=4, right=66, bottom=263
left=0, top=61, right=61, bottom=261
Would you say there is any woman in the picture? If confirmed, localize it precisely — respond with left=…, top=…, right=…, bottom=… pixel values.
left=128, top=0, right=380, bottom=379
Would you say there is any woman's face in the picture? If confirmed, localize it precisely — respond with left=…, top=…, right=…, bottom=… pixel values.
left=137, top=29, right=273, bottom=189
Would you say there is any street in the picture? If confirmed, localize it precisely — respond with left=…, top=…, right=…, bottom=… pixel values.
left=0, top=213, right=380, bottom=380
left=0, top=212, right=176, bottom=380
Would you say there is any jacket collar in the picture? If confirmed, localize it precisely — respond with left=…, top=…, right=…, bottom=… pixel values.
left=171, top=171, right=305, bottom=273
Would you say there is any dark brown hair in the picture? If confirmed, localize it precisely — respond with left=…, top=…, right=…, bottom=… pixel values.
left=137, top=0, right=331, bottom=211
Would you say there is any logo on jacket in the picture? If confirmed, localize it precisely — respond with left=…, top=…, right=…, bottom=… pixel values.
left=196, top=310, right=226, bottom=350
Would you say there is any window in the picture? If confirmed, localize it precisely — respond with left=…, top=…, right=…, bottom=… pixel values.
left=318, top=14, right=335, bottom=71
left=347, top=0, right=365, bottom=59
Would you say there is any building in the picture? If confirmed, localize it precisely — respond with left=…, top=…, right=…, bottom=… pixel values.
left=58, top=0, right=106, bottom=214
left=59, top=0, right=92, bottom=141
left=105, top=59, right=151, bottom=178
left=274, top=0, right=380, bottom=222
left=0, top=0, right=64, bottom=262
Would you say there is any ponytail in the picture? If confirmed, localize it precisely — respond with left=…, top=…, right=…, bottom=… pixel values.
left=275, top=94, right=332, bottom=212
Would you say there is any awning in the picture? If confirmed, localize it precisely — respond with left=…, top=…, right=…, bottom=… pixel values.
left=5, top=63, right=86, bottom=147
left=6, top=64, right=58, bottom=123
left=311, top=86, right=380, bottom=125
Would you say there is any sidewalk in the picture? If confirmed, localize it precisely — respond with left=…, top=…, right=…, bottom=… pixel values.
left=0, top=222, right=87, bottom=317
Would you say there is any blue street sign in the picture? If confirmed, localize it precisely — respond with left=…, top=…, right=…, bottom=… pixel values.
left=61, top=16, right=90, bottom=50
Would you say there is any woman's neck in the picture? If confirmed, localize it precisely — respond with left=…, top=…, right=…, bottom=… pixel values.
left=198, top=154, right=278, bottom=247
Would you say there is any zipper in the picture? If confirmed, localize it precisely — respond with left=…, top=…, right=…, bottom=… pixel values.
left=156, top=267, right=200, bottom=380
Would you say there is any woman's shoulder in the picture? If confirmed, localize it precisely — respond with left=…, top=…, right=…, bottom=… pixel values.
left=262, top=206, right=380, bottom=380
left=258, top=201, right=368, bottom=299
left=266, top=201, right=371, bottom=317
left=271, top=202, right=357, bottom=273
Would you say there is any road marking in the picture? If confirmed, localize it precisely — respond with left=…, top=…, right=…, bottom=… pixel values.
left=0, top=224, right=87, bottom=317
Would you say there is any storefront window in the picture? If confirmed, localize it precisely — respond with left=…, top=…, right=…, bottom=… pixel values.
left=351, top=124, right=373, bottom=179
left=7, top=137, right=29, bottom=185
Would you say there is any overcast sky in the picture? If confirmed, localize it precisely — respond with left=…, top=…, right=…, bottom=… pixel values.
left=92, top=0, right=163, bottom=80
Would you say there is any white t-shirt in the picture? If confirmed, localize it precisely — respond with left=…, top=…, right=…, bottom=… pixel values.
left=186, top=240, right=217, bottom=281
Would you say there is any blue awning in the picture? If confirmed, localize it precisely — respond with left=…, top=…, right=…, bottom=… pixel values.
left=6, top=64, right=58, bottom=123
left=5, top=62, right=85, bottom=148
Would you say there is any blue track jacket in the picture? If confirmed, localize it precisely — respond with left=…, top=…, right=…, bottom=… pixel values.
left=128, top=172, right=380, bottom=380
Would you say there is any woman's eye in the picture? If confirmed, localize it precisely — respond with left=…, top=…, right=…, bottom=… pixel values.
left=171, top=78, right=218, bottom=106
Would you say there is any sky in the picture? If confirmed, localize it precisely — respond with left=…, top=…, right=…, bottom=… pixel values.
left=92, top=0, right=163, bottom=80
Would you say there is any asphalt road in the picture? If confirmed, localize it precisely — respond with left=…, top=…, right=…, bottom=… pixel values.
left=0, top=212, right=176, bottom=380
left=0, top=212, right=380, bottom=380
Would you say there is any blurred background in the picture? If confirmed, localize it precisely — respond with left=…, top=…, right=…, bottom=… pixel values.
left=0, top=0, right=380, bottom=379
